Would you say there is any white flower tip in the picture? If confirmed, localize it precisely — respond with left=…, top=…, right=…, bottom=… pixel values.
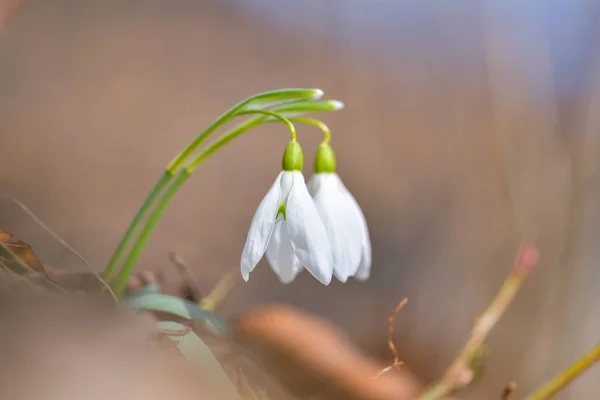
left=334, top=271, right=350, bottom=283
left=329, top=100, right=345, bottom=110
left=301, top=263, right=332, bottom=286
left=241, top=269, right=250, bottom=282
left=278, top=275, right=296, bottom=284
left=354, top=270, right=370, bottom=282
left=309, top=271, right=333, bottom=286
left=311, top=89, right=325, bottom=100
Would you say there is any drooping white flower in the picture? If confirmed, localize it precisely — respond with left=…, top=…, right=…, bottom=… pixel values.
left=240, top=141, right=333, bottom=285
left=307, top=144, right=372, bottom=282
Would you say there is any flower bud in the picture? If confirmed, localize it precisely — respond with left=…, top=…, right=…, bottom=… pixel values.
left=282, top=141, right=304, bottom=172
left=314, top=144, right=336, bottom=173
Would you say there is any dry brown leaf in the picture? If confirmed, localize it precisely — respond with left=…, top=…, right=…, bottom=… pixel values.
left=0, top=229, right=45, bottom=272
left=234, top=304, right=422, bottom=400
left=8, top=240, right=44, bottom=271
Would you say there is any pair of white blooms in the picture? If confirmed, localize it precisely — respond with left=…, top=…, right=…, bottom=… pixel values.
left=240, top=140, right=371, bottom=285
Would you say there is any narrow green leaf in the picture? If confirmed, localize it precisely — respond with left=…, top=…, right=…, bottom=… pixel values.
left=126, top=293, right=228, bottom=335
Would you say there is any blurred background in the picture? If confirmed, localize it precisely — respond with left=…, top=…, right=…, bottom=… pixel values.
left=0, top=0, right=599, bottom=398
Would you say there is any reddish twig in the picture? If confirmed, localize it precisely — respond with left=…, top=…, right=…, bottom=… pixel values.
left=372, top=298, right=408, bottom=378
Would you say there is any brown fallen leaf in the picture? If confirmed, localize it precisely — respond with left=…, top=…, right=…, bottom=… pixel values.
left=233, top=304, right=422, bottom=400
left=0, top=231, right=106, bottom=293
left=8, top=239, right=45, bottom=271
left=0, top=229, right=45, bottom=273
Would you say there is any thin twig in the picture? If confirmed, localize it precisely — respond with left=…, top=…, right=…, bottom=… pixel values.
left=524, top=342, right=600, bottom=400
left=372, top=298, right=408, bottom=378
left=1, top=197, right=118, bottom=301
left=418, top=244, right=540, bottom=400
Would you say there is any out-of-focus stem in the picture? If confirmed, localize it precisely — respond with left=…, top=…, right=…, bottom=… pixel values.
left=418, top=244, right=539, bottom=400
left=524, top=342, right=600, bottom=400
left=199, top=274, right=235, bottom=312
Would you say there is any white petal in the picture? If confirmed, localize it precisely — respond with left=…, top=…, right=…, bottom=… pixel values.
left=310, top=173, right=363, bottom=282
left=279, top=171, right=295, bottom=200
left=307, top=172, right=324, bottom=197
left=285, top=172, right=333, bottom=285
left=240, top=172, right=283, bottom=281
left=341, top=184, right=372, bottom=281
left=265, top=221, right=303, bottom=283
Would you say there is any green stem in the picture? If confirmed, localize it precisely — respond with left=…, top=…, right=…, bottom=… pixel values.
left=101, top=173, right=171, bottom=286
left=166, top=89, right=322, bottom=174
left=101, top=117, right=266, bottom=289
left=524, top=342, right=600, bottom=400
left=106, top=99, right=341, bottom=296
left=288, top=117, right=331, bottom=144
left=237, top=109, right=297, bottom=141
left=184, top=114, right=334, bottom=173
left=111, top=110, right=298, bottom=298
left=112, top=171, right=191, bottom=298
left=185, top=122, right=260, bottom=173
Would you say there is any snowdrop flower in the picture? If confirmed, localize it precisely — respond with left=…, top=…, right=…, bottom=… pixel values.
left=240, top=141, right=333, bottom=285
left=307, top=144, right=372, bottom=282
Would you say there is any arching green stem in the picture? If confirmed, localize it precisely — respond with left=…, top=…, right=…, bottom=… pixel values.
left=112, top=171, right=190, bottom=298
left=166, top=89, right=321, bottom=174
left=101, top=175, right=170, bottom=287
left=110, top=110, right=298, bottom=298
left=288, top=117, right=331, bottom=145
left=184, top=115, right=335, bottom=173
left=101, top=93, right=327, bottom=287
left=237, top=109, right=297, bottom=141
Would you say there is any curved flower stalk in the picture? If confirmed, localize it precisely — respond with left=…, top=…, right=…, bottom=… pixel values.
left=103, top=89, right=345, bottom=298
left=102, top=89, right=326, bottom=288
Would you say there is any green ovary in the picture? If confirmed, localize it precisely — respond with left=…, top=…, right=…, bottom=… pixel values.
left=276, top=204, right=287, bottom=220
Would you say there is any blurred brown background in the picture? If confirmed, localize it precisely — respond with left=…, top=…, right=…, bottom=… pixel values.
left=0, top=0, right=599, bottom=398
